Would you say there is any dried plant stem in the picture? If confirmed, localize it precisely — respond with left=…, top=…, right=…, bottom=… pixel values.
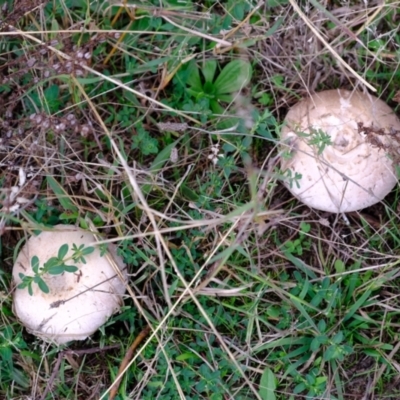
left=109, top=326, right=151, bottom=400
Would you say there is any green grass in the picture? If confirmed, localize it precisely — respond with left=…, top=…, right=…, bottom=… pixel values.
left=1, top=0, right=400, bottom=399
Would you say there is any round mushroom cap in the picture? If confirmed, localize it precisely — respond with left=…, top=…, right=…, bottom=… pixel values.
left=12, top=225, right=127, bottom=345
left=280, top=89, right=400, bottom=212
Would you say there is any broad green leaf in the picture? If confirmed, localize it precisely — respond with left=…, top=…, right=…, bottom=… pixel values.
left=80, top=246, right=95, bottom=256
left=47, top=265, right=66, bottom=275
left=217, top=93, right=234, bottom=102
left=214, top=59, right=252, bottom=95
left=31, top=255, right=40, bottom=273
left=363, top=349, right=383, bottom=359
left=141, top=137, right=185, bottom=195
left=47, top=176, right=78, bottom=213
left=37, top=278, right=50, bottom=294
left=10, top=367, right=30, bottom=389
left=202, top=60, right=217, bottom=83
left=186, top=87, right=203, bottom=97
left=310, top=337, right=322, bottom=352
left=255, top=336, right=310, bottom=353
left=323, top=344, right=338, bottom=361
left=63, top=265, right=79, bottom=273
left=332, top=331, right=344, bottom=344
left=210, top=99, right=225, bottom=114
left=259, top=368, right=276, bottom=400
left=2, top=326, right=13, bottom=340
left=180, top=184, right=199, bottom=201
left=283, top=345, right=312, bottom=361
left=58, top=244, right=69, bottom=260
left=44, top=257, right=61, bottom=269
left=334, top=259, right=345, bottom=273
left=293, top=382, right=306, bottom=394
left=43, top=85, right=61, bottom=113
left=175, top=352, right=198, bottom=361
left=17, top=279, right=28, bottom=290
left=0, top=346, right=13, bottom=366
left=318, top=319, right=327, bottom=332
left=59, top=210, right=79, bottom=221
left=185, top=62, right=202, bottom=91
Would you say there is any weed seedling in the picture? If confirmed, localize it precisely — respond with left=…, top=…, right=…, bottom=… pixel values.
left=17, top=243, right=94, bottom=295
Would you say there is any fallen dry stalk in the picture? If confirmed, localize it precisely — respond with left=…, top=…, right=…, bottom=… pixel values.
left=109, top=326, right=151, bottom=400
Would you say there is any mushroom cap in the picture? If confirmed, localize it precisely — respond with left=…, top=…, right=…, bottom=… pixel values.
left=280, top=89, right=400, bottom=212
left=12, top=225, right=127, bottom=344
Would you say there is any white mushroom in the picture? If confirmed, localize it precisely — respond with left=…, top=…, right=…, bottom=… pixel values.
left=12, top=225, right=127, bottom=345
left=280, top=89, right=400, bottom=213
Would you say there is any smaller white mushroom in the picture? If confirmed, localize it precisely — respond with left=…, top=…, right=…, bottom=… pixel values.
left=12, top=225, right=127, bottom=345
left=280, top=89, right=400, bottom=213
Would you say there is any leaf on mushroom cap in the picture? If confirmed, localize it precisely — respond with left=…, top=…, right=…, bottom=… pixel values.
left=280, top=89, right=400, bottom=213
left=12, top=225, right=127, bottom=345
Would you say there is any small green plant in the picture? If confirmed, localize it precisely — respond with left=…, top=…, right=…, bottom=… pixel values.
left=183, top=59, right=252, bottom=115
left=17, top=243, right=94, bottom=296
left=131, top=122, right=159, bottom=156
left=282, top=168, right=302, bottom=189
left=0, top=326, right=29, bottom=390
left=293, top=368, right=328, bottom=398
left=298, top=127, right=332, bottom=155
left=283, top=222, right=311, bottom=256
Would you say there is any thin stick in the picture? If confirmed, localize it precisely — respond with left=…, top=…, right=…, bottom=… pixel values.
left=355, top=1, right=387, bottom=36
left=161, top=15, right=232, bottom=47
left=222, top=0, right=264, bottom=41
left=104, top=0, right=136, bottom=65
left=104, top=21, right=133, bottom=65
left=109, top=326, right=151, bottom=400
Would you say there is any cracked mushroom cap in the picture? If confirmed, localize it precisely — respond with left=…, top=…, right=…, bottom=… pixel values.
left=12, top=225, right=127, bottom=345
left=280, top=89, right=400, bottom=213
